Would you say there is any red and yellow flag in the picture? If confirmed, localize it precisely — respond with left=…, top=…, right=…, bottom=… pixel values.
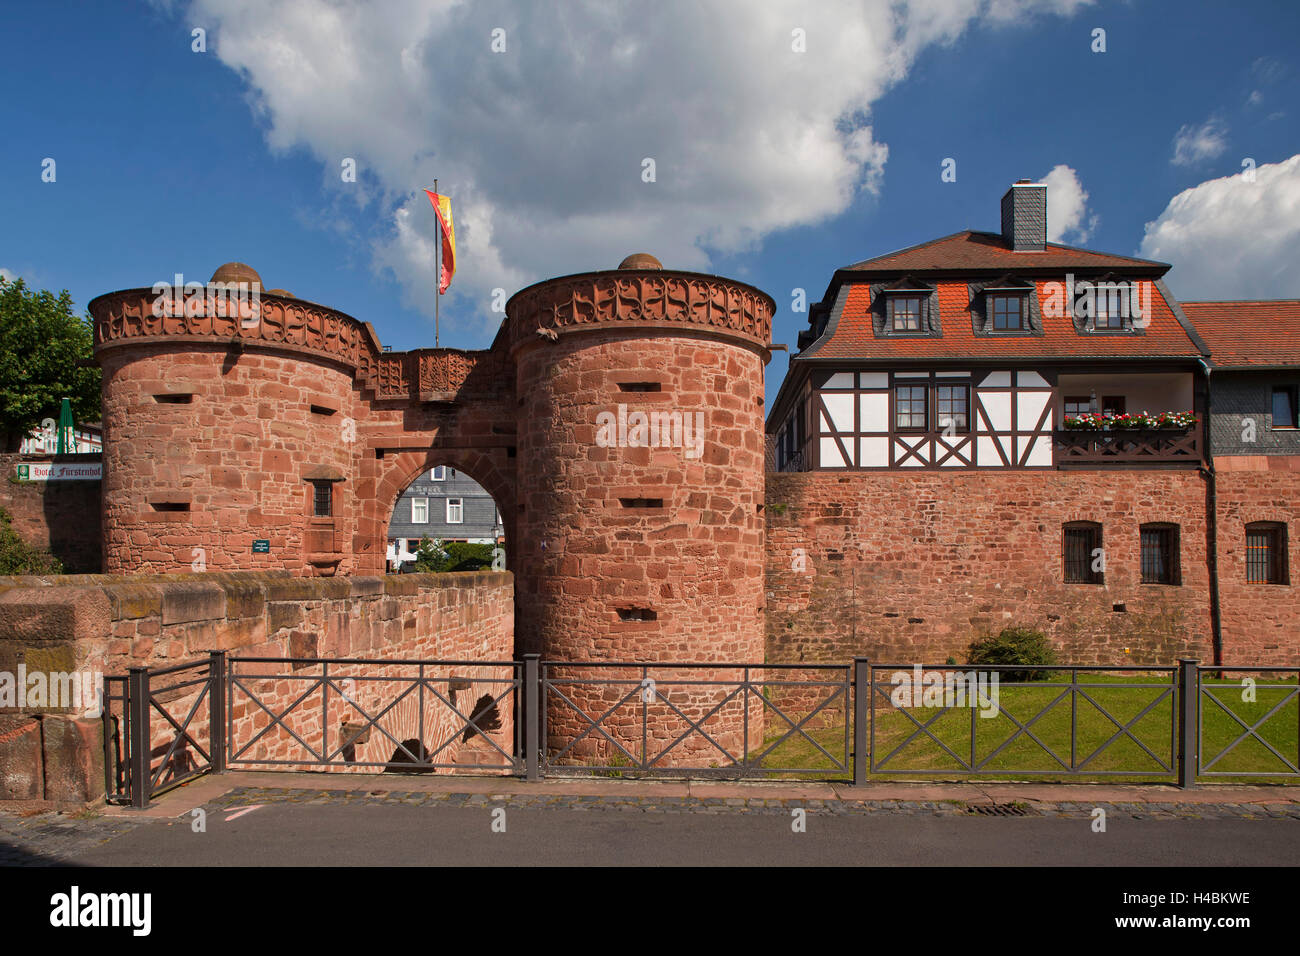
left=423, top=189, right=456, bottom=294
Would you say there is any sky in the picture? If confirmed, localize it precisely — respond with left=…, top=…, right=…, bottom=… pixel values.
left=1, top=0, right=1297, bottom=406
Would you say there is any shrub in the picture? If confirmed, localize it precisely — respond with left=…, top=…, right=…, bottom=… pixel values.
left=967, top=626, right=1056, bottom=682
left=0, top=507, right=63, bottom=575
left=409, top=538, right=495, bottom=573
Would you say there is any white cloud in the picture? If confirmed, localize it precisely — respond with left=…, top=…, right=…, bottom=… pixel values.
left=182, top=0, right=1091, bottom=333
left=1138, top=154, right=1300, bottom=300
left=1171, top=116, right=1229, bottom=167
left=1040, top=164, right=1096, bottom=244
left=0, top=268, right=15, bottom=283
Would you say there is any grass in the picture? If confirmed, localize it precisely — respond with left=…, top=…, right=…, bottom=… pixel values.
left=753, top=673, right=1299, bottom=784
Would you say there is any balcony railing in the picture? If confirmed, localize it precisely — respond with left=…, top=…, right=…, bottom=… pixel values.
left=1054, top=426, right=1202, bottom=466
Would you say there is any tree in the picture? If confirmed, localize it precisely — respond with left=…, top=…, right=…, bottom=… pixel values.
left=0, top=275, right=101, bottom=451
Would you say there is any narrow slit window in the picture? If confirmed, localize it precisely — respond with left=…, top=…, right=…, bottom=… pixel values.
left=617, top=608, right=657, bottom=622
left=620, top=498, right=664, bottom=509
left=154, top=394, right=193, bottom=404
left=150, top=501, right=190, bottom=512
left=618, top=382, right=663, bottom=392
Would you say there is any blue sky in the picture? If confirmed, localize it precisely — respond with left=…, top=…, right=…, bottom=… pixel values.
left=2, top=0, right=1297, bottom=405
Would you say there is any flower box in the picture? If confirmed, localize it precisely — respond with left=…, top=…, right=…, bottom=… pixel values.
left=1061, top=410, right=1198, bottom=431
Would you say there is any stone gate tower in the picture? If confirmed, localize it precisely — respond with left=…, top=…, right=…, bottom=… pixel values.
left=89, top=256, right=774, bottom=678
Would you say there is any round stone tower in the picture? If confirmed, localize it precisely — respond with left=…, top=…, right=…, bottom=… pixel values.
left=90, top=263, right=374, bottom=575
left=507, top=256, right=774, bottom=762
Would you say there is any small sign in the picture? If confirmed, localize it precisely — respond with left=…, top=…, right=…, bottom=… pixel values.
left=252, top=539, right=270, bottom=553
left=14, top=462, right=102, bottom=481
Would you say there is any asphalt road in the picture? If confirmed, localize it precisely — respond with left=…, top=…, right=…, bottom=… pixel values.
left=43, top=803, right=1300, bottom=867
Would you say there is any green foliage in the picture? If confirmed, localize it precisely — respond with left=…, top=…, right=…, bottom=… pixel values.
left=0, top=276, right=100, bottom=450
left=0, top=507, right=63, bottom=575
left=409, top=538, right=495, bottom=573
left=967, top=626, right=1057, bottom=682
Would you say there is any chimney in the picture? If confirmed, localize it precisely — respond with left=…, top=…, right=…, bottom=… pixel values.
left=1000, top=180, right=1047, bottom=252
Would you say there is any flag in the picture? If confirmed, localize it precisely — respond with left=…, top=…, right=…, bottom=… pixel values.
left=423, top=189, right=456, bottom=294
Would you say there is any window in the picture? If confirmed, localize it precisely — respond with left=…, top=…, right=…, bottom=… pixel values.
left=1140, top=524, right=1179, bottom=584
left=935, top=385, right=969, bottom=433
left=1271, top=387, right=1298, bottom=429
left=1094, top=287, right=1127, bottom=329
left=990, top=294, right=1025, bottom=331
left=889, top=295, right=922, bottom=332
left=1102, top=395, right=1126, bottom=417
left=430, top=465, right=447, bottom=480
left=411, top=497, right=429, bottom=523
left=446, top=498, right=464, bottom=524
left=1246, top=522, right=1288, bottom=584
left=312, top=481, right=332, bottom=518
left=1064, top=395, right=1092, bottom=418
left=1063, top=522, right=1103, bottom=584
left=894, top=385, right=927, bottom=430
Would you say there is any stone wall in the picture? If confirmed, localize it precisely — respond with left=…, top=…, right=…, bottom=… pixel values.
left=1213, top=462, right=1300, bottom=664
left=0, top=453, right=102, bottom=573
left=765, top=471, right=1218, bottom=667
left=0, top=569, right=513, bottom=805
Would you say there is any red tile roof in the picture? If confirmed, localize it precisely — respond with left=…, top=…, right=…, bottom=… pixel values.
left=806, top=280, right=1204, bottom=360
left=1181, top=301, right=1300, bottom=368
left=844, top=231, right=1170, bottom=273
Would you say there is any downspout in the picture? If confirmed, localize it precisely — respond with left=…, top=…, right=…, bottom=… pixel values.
left=1198, top=358, right=1223, bottom=668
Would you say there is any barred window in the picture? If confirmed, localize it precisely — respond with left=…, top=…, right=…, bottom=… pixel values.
left=1140, top=524, right=1179, bottom=584
left=1246, top=522, right=1287, bottom=584
left=312, top=481, right=332, bottom=517
left=1064, top=522, right=1103, bottom=584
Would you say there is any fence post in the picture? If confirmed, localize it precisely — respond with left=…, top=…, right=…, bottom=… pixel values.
left=127, top=666, right=150, bottom=809
left=209, top=650, right=227, bottom=774
left=853, top=657, right=870, bottom=786
left=1178, top=659, right=1199, bottom=789
left=524, top=654, right=540, bottom=781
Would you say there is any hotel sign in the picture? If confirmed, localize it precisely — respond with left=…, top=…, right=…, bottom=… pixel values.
left=15, top=462, right=102, bottom=481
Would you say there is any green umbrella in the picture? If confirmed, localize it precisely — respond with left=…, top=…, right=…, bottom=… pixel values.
left=55, top=397, right=74, bottom=455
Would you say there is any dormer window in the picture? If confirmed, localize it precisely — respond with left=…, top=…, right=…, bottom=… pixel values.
left=872, top=280, right=941, bottom=338
left=1094, top=286, right=1126, bottom=329
left=990, top=294, right=1026, bottom=331
left=890, top=295, right=923, bottom=332
left=969, top=278, right=1041, bottom=336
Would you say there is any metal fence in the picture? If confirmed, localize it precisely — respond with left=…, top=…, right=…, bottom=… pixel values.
left=104, top=655, right=220, bottom=808
left=225, top=655, right=522, bottom=774
left=1198, top=666, right=1300, bottom=779
left=101, top=654, right=1298, bottom=807
left=540, top=661, right=850, bottom=777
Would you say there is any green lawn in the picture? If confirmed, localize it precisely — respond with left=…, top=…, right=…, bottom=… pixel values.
left=752, top=673, right=1299, bottom=784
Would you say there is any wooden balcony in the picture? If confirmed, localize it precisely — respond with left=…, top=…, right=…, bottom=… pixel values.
left=1054, top=426, right=1203, bottom=467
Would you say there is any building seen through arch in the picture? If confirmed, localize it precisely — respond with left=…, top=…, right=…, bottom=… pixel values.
left=385, top=465, right=504, bottom=569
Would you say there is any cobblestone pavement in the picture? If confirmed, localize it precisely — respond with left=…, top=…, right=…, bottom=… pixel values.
left=0, top=810, right=149, bottom=866
left=197, top=786, right=1300, bottom=819
left=3, top=787, right=1297, bottom=865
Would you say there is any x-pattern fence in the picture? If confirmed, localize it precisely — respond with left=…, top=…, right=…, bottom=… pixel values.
left=103, top=654, right=1298, bottom=808
left=541, top=662, right=850, bottom=777
left=866, top=664, right=1179, bottom=778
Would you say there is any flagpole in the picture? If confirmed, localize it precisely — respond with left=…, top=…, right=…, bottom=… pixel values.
left=434, top=178, right=440, bottom=348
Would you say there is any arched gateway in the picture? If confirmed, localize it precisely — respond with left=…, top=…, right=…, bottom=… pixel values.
left=89, top=256, right=774, bottom=673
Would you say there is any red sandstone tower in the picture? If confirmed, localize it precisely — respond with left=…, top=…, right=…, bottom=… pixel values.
left=506, top=254, right=773, bottom=664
